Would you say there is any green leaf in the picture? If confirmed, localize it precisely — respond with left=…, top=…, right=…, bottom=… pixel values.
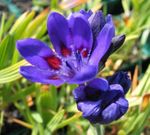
left=37, top=91, right=55, bottom=125
left=0, top=34, right=15, bottom=69
left=49, top=86, right=58, bottom=111
left=5, top=84, right=36, bottom=103
left=0, top=12, right=6, bottom=40
left=132, top=65, right=150, bottom=96
left=122, top=0, right=130, bottom=16
left=3, top=15, right=15, bottom=34
left=32, top=112, right=43, bottom=123
left=33, top=20, right=47, bottom=39
left=10, top=11, right=35, bottom=64
left=56, top=112, right=82, bottom=130
left=23, top=9, right=49, bottom=38
left=126, top=107, right=150, bottom=134
left=9, top=11, right=35, bottom=38
left=0, top=60, right=28, bottom=84
left=46, top=109, right=65, bottom=133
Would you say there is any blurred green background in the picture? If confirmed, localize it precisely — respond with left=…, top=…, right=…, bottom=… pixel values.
left=0, top=0, right=150, bottom=135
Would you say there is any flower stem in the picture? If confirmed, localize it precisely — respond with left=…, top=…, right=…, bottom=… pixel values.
left=12, top=118, right=33, bottom=129
left=94, top=124, right=105, bottom=135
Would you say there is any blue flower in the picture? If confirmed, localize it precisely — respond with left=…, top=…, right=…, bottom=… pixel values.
left=107, top=71, right=131, bottom=94
left=17, top=10, right=125, bottom=86
left=80, top=10, right=126, bottom=69
left=73, top=72, right=131, bottom=124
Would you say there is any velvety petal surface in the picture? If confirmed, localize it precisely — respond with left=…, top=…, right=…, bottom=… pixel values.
left=89, top=23, right=115, bottom=66
left=108, top=71, right=131, bottom=94
left=106, top=14, right=113, bottom=25
left=47, top=12, right=71, bottom=56
left=68, top=64, right=97, bottom=84
left=69, top=13, right=93, bottom=51
left=98, top=35, right=126, bottom=70
left=109, top=84, right=124, bottom=95
left=116, top=97, right=128, bottom=119
left=101, top=97, right=128, bottom=124
left=88, top=11, right=106, bottom=41
left=111, top=35, right=126, bottom=52
left=102, top=84, right=124, bottom=106
left=101, top=103, right=119, bottom=124
left=84, top=78, right=109, bottom=101
left=79, top=10, right=93, bottom=19
left=20, top=66, right=64, bottom=86
left=73, top=85, right=87, bottom=102
left=17, top=38, right=53, bottom=69
left=87, top=78, right=109, bottom=92
left=78, top=101, right=101, bottom=123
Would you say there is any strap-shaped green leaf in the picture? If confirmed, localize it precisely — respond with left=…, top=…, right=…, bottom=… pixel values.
left=46, top=109, right=65, bottom=133
left=0, top=60, right=28, bottom=84
left=0, top=34, right=15, bottom=69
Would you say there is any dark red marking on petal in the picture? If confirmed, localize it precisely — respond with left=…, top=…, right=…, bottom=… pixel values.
left=49, top=75, right=60, bottom=80
left=61, top=47, right=71, bottom=57
left=82, top=50, right=88, bottom=57
left=45, top=56, right=62, bottom=70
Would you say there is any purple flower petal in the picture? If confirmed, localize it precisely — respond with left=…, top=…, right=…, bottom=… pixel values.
left=47, top=12, right=72, bottom=57
left=89, top=23, right=115, bottom=66
left=17, top=38, right=53, bottom=69
left=116, top=97, right=128, bottom=119
left=68, top=65, right=97, bottom=84
left=98, top=35, right=126, bottom=70
left=72, top=85, right=87, bottom=102
left=20, top=66, right=64, bottom=86
left=69, top=13, right=93, bottom=52
left=105, top=14, right=113, bottom=25
left=111, top=34, right=126, bottom=52
left=73, top=78, right=109, bottom=103
left=101, top=97, right=128, bottom=124
left=104, top=84, right=124, bottom=103
left=83, top=78, right=109, bottom=101
left=87, top=78, right=109, bottom=92
left=108, top=71, right=131, bottom=94
left=79, top=10, right=93, bottom=19
left=101, top=103, right=119, bottom=124
left=78, top=101, right=101, bottom=123
left=88, top=11, right=106, bottom=42
left=109, top=84, right=124, bottom=95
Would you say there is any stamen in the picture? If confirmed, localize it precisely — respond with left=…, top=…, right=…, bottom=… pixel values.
left=78, top=47, right=89, bottom=57
left=61, top=47, right=71, bottom=57
left=82, top=50, right=88, bottom=57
